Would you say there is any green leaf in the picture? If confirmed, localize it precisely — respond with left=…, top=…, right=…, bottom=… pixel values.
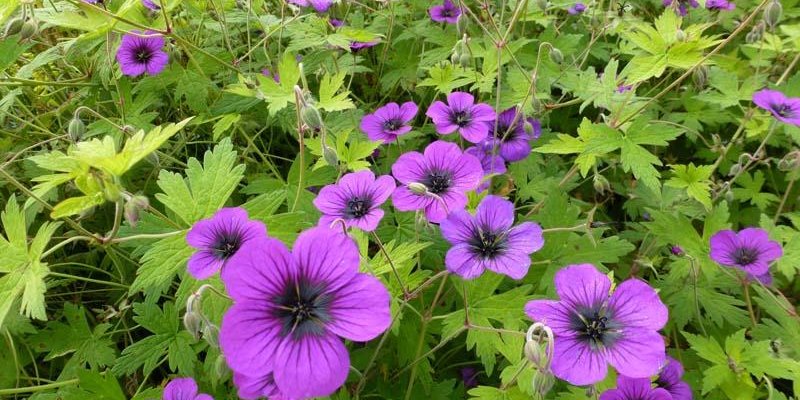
left=155, top=138, right=245, bottom=225
left=51, top=194, right=106, bottom=219
left=75, top=369, right=126, bottom=400
left=732, top=171, right=779, bottom=210
left=128, top=232, right=192, bottom=297
left=212, top=114, right=241, bottom=141
left=536, top=119, right=623, bottom=177
left=258, top=52, right=301, bottom=114
left=30, top=303, right=116, bottom=370
left=665, top=163, right=714, bottom=209
left=317, top=71, right=355, bottom=112
left=418, top=63, right=475, bottom=93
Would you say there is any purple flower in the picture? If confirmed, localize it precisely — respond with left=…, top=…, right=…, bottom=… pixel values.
left=524, top=264, right=668, bottom=385
left=440, top=195, right=543, bottom=279
left=426, top=92, right=496, bottom=143
left=329, top=18, right=344, bottom=28
left=141, top=0, right=160, bottom=10
left=233, top=372, right=288, bottom=400
left=709, top=228, right=782, bottom=277
left=429, top=0, right=461, bottom=24
left=706, top=0, right=735, bottom=10
left=261, top=68, right=280, bottom=83
left=163, top=377, right=213, bottom=400
left=391, top=140, right=483, bottom=223
left=313, top=170, right=396, bottom=232
left=186, top=207, right=267, bottom=281
left=655, top=356, right=693, bottom=400
left=350, top=40, right=379, bottom=51
left=670, top=245, right=684, bottom=256
left=567, top=2, right=587, bottom=14
left=287, top=0, right=333, bottom=12
left=488, top=107, right=537, bottom=162
left=465, top=142, right=506, bottom=192
left=663, top=0, right=699, bottom=15
left=460, top=367, right=479, bottom=388
left=219, top=228, right=391, bottom=399
left=600, top=375, right=672, bottom=400
left=617, top=84, right=633, bottom=93
left=116, top=31, right=169, bottom=77
left=360, top=102, right=418, bottom=143
left=752, top=89, right=800, bottom=126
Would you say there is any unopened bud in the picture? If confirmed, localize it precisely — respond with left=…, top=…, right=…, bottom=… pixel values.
left=675, top=29, right=687, bottom=42
left=202, top=324, right=219, bottom=347
left=322, top=145, right=338, bottom=167
left=593, top=174, right=611, bottom=195
left=458, top=53, right=471, bottom=68
left=68, top=117, right=85, bottom=141
left=301, top=104, right=323, bottom=130
left=532, top=371, right=555, bottom=398
left=408, top=182, right=429, bottom=195
left=692, top=65, right=708, bottom=89
left=724, top=190, right=735, bottom=203
left=214, top=355, right=228, bottom=378
left=524, top=340, right=545, bottom=366
left=183, top=311, right=202, bottom=341
left=18, top=20, right=37, bottom=41
left=764, top=0, right=782, bottom=30
left=728, top=163, right=741, bottom=177
left=549, top=47, right=563, bottom=64
left=123, top=195, right=149, bottom=227
left=670, top=245, right=685, bottom=256
left=3, top=17, right=24, bottom=38
left=456, top=14, right=468, bottom=37
left=536, top=0, right=548, bottom=11
left=531, top=96, right=544, bottom=114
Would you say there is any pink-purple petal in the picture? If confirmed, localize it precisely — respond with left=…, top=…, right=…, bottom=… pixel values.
left=554, top=264, right=611, bottom=309
left=272, top=333, right=350, bottom=399
left=219, top=302, right=283, bottom=376
left=327, top=273, right=391, bottom=341
left=550, top=336, right=608, bottom=385
left=291, top=227, right=360, bottom=293
left=605, top=328, right=666, bottom=379
left=608, top=279, right=668, bottom=331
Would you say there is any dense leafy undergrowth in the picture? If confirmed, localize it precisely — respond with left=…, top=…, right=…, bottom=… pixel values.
left=1, top=0, right=800, bottom=399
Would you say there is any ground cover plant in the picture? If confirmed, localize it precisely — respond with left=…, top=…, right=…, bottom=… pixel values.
left=1, top=0, right=800, bottom=398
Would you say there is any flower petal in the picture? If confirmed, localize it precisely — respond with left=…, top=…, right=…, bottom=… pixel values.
left=607, top=278, right=668, bottom=331
left=440, top=209, right=476, bottom=244
left=163, top=378, right=199, bottom=400
left=445, top=244, right=485, bottom=279
left=524, top=300, right=575, bottom=334
left=391, top=151, right=427, bottom=184
left=221, top=237, right=293, bottom=301
left=273, top=333, right=350, bottom=399
left=475, top=195, right=514, bottom=232
left=327, top=273, right=391, bottom=341
left=554, top=264, right=611, bottom=310
left=550, top=335, right=608, bottom=385
left=506, top=222, right=544, bottom=254
left=292, top=227, right=360, bottom=292
left=220, top=302, right=284, bottom=376
left=605, top=328, right=666, bottom=379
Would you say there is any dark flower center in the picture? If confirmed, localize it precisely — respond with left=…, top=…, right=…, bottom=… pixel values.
left=382, top=118, right=403, bottom=132
left=733, top=247, right=759, bottom=266
left=423, top=170, right=453, bottom=194
left=274, top=279, right=333, bottom=339
left=450, top=110, right=472, bottom=127
left=345, top=196, right=372, bottom=219
left=442, top=9, right=453, bottom=17
left=212, top=231, right=243, bottom=260
left=771, top=103, right=795, bottom=118
left=135, top=47, right=153, bottom=64
left=468, top=230, right=507, bottom=258
left=571, top=307, right=620, bottom=348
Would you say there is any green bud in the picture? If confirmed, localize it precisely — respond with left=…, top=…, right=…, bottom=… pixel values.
left=524, top=340, right=545, bottom=366
left=18, top=19, right=37, bottom=41
left=450, top=51, right=460, bottom=65
left=593, top=174, right=611, bottom=195
left=301, top=104, right=324, bottom=130
left=764, top=0, right=782, bottom=30
left=68, top=117, right=85, bottom=141
left=549, top=47, right=563, bottom=65
left=322, top=145, right=338, bottom=168
left=123, top=195, right=149, bottom=228
left=728, top=163, right=741, bottom=177
left=532, top=371, right=555, bottom=398
left=675, top=29, right=687, bottom=42
left=458, top=53, right=471, bottom=68
left=456, top=14, right=468, bottom=37
left=183, top=311, right=202, bottom=341
left=202, top=324, right=219, bottom=348
left=692, top=65, right=708, bottom=89
left=724, top=189, right=735, bottom=203
left=100, top=175, right=122, bottom=202
left=3, top=17, right=24, bottom=38
left=408, top=182, right=428, bottom=195
left=213, top=355, right=228, bottom=379
left=536, top=0, right=548, bottom=11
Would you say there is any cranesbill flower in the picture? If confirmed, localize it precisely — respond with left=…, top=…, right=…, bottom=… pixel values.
left=489, top=107, right=537, bottom=162
left=440, top=195, right=543, bottom=279
left=142, top=0, right=160, bottom=10
left=465, top=141, right=506, bottom=192
left=655, top=356, right=692, bottom=400
left=233, top=372, right=288, bottom=400
left=220, top=228, right=391, bottom=399
left=426, top=92, right=496, bottom=143
left=261, top=68, right=280, bottom=83
left=709, top=227, right=782, bottom=277
left=313, top=170, right=396, bottom=231
left=752, top=89, right=800, bottom=126
left=524, top=264, right=668, bottom=385
left=600, top=375, right=672, bottom=400
left=360, top=102, right=418, bottom=143
left=350, top=40, right=379, bottom=51
left=186, top=207, right=266, bottom=281
left=706, top=0, right=735, bottom=10
left=163, top=377, right=213, bottom=400
left=116, top=31, right=169, bottom=77
left=430, top=0, right=461, bottom=24
left=568, top=2, right=587, bottom=14
left=287, top=0, right=333, bottom=12
left=391, top=140, right=483, bottom=223
left=663, top=0, right=699, bottom=15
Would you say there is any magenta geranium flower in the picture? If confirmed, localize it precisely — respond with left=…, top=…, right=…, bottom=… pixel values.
left=287, top=0, right=333, bottom=12
left=163, top=377, right=213, bottom=400
left=709, top=227, right=782, bottom=278
left=706, top=0, right=735, bottom=10
left=663, top=0, right=699, bottom=15
left=186, top=207, right=266, bottom=281
left=488, top=107, right=538, bottom=162
left=350, top=40, right=379, bottom=51
left=524, top=264, right=668, bottom=385
left=567, top=2, right=587, bottom=14
left=142, top=0, right=160, bottom=10
left=219, top=228, right=391, bottom=399
left=233, top=372, right=287, bottom=400
left=116, top=31, right=169, bottom=77
left=655, top=356, right=692, bottom=400
left=600, top=375, right=672, bottom=400
left=360, top=101, right=418, bottom=143
left=429, top=0, right=461, bottom=24
left=391, top=140, right=483, bottom=223
left=752, top=89, right=800, bottom=126
left=465, top=141, right=506, bottom=192
left=426, top=92, right=496, bottom=143
left=313, top=170, right=395, bottom=231
left=440, top=195, right=543, bottom=279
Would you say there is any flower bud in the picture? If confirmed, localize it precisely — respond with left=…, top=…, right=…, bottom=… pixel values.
left=408, top=182, right=429, bottom=195
left=593, top=174, right=611, bottom=195
left=458, top=53, right=471, bottom=68
left=532, top=370, right=555, bottom=398
left=456, top=14, right=468, bottom=37
left=692, top=65, right=708, bottom=89
left=728, top=163, right=741, bottom=177
left=3, top=17, right=24, bottom=38
left=524, top=340, right=545, bottom=366
left=549, top=47, right=563, bottom=64
left=68, top=117, right=85, bottom=142
left=675, top=29, right=687, bottom=42
left=146, top=151, right=160, bottom=167
left=213, top=354, right=228, bottom=378
left=123, top=195, right=149, bottom=228
left=764, top=0, right=782, bottom=30
left=202, top=324, right=220, bottom=347
left=183, top=311, right=203, bottom=341
left=300, top=104, right=324, bottom=130
left=670, top=245, right=685, bottom=256
left=536, top=0, right=548, bottom=11
left=322, top=144, right=338, bottom=168
left=724, top=189, right=735, bottom=203
left=19, top=19, right=37, bottom=41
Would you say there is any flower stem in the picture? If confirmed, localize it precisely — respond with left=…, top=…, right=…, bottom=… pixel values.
left=0, top=379, right=79, bottom=395
left=743, top=279, right=758, bottom=328
left=371, top=231, right=409, bottom=298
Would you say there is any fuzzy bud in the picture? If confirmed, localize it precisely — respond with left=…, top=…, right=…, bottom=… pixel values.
left=724, top=190, right=735, bottom=203
left=18, top=20, right=37, bottom=41
left=183, top=311, right=203, bottom=341
left=536, top=0, right=548, bottom=11
left=593, top=174, right=611, bottom=195
left=532, top=371, right=555, bottom=398
left=456, top=14, right=468, bottom=37
left=531, top=96, right=544, bottom=114
left=458, top=53, right=471, bottom=68
left=549, top=47, right=563, bottom=65
left=728, top=163, right=742, bottom=177
left=675, top=29, right=687, bottom=42
left=68, top=117, right=85, bottom=142
left=213, top=355, right=228, bottom=379
left=670, top=245, right=685, bottom=256
left=3, top=17, right=24, bottom=38
left=408, top=182, right=429, bottom=195
left=322, top=144, right=338, bottom=168
left=123, top=195, right=149, bottom=228
left=202, top=324, right=220, bottom=347
left=692, top=65, right=708, bottom=89
left=764, top=0, right=782, bottom=30
left=301, top=104, right=324, bottom=130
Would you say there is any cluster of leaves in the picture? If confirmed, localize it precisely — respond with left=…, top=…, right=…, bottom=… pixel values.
left=1, top=0, right=799, bottom=399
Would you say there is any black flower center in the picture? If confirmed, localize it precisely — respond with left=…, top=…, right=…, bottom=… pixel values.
left=450, top=110, right=472, bottom=127
left=274, top=280, right=333, bottom=339
left=772, top=103, right=795, bottom=118
left=212, top=231, right=243, bottom=260
left=442, top=9, right=453, bottom=17
left=345, top=196, right=372, bottom=219
left=423, top=170, right=453, bottom=194
left=733, top=247, right=759, bottom=266
left=571, top=308, right=620, bottom=348
left=135, top=47, right=153, bottom=63
left=382, top=118, right=403, bottom=132
left=468, top=230, right=507, bottom=258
